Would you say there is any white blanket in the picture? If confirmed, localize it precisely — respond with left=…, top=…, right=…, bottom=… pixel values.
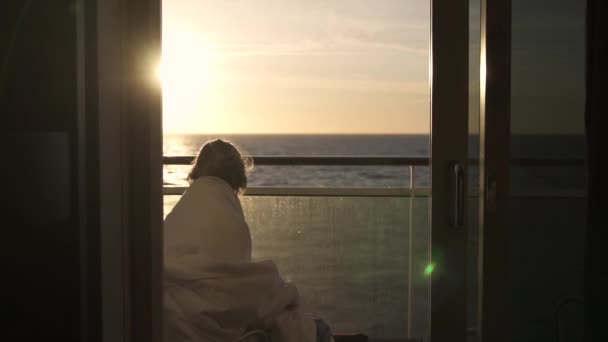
left=164, top=177, right=316, bottom=342
left=164, top=176, right=252, bottom=264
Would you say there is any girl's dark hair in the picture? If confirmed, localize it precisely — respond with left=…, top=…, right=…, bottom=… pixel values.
left=187, top=139, right=253, bottom=193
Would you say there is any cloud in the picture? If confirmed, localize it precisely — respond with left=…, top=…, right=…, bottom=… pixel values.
left=166, top=0, right=429, bottom=58
left=211, top=40, right=426, bottom=58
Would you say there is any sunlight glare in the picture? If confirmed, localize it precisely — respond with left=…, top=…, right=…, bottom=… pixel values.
left=160, top=31, right=214, bottom=91
left=160, top=29, right=216, bottom=129
left=155, top=62, right=165, bottom=84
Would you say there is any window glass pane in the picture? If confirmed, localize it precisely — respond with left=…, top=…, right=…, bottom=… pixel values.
left=162, top=1, right=431, bottom=341
left=509, top=1, right=585, bottom=340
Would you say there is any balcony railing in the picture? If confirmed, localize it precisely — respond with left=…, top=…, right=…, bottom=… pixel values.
left=163, top=155, right=585, bottom=197
left=164, top=155, right=428, bottom=197
left=162, top=155, right=584, bottom=339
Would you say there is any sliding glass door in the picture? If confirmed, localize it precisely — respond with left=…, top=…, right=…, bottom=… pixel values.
left=158, top=1, right=483, bottom=341
left=428, top=0, right=471, bottom=341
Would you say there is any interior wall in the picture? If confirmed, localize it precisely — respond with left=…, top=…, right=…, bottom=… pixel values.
left=1, top=1, right=90, bottom=340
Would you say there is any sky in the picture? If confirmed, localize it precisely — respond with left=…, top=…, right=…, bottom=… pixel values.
left=161, top=0, right=585, bottom=135
left=161, top=0, right=429, bottom=134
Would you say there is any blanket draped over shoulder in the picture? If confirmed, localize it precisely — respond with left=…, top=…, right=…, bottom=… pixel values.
left=164, top=177, right=316, bottom=342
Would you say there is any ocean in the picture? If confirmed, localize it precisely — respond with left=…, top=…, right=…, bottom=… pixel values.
left=163, top=133, right=584, bottom=190
left=163, top=134, right=430, bottom=189
left=162, top=133, right=584, bottom=340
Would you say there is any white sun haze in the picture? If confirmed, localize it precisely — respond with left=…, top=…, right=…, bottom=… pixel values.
left=159, top=28, right=217, bottom=132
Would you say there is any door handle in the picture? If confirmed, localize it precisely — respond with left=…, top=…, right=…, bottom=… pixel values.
left=451, top=162, right=465, bottom=228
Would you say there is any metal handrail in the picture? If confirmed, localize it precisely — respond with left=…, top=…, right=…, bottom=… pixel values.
left=163, top=156, right=429, bottom=197
left=163, top=186, right=428, bottom=197
left=163, top=155, right=429, bottom=166
left=163, top=155, right=584, bottom=167
left=163, top=155, right=585, bottom=197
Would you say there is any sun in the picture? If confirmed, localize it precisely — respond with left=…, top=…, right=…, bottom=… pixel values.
left=155, top=63, right=165, bottom=84
left=158, top=29, right=214, bottom=91
left=157, top=29, right=216, bottom=130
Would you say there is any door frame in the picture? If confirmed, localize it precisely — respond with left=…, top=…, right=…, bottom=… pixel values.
left=90, top=0, right=163, bottom=341
left=477, top=0, right=512, bottom=340
left=430, top=0, right=470, bottom=340
left=87, top=0, right=511, bottom=340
